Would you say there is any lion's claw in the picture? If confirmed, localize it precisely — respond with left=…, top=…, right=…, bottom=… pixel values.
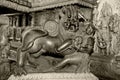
left=13, top=67, right=27, bottom=76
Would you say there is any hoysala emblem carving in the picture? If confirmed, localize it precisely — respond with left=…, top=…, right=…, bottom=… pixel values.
left=8, top=5, right=95, bottom=75
left=0, top=1, right=98, bottom=79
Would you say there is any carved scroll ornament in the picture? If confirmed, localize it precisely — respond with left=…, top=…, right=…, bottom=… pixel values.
left=61, top=5, right=86, bottom=32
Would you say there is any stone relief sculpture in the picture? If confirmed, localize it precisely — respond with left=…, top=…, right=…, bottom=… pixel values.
left=0, top=0, right=104, bottom=80
left=93, top=2, right=113, bottom=55
left=1, top=0, right=120, bottom=80
left=14, top=21, right=95, bottom=75
left=1, top=4, right=95, bottom=75
left=93, top=2, right=120, bottom=56
left=90, top=0, right=120, bottom=80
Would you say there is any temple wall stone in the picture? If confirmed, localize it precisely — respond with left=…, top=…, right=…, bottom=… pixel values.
left=93, top=0, right=120, bottom=55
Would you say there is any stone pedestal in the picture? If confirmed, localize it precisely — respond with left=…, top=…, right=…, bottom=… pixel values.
left=8, top=73, right=99, bottom=80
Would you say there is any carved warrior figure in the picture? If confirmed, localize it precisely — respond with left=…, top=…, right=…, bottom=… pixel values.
left=15, top=25, right=95, bottom=75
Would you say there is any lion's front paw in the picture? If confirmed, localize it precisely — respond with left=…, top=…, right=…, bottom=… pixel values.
left=13, top=66, right=27, bottom=76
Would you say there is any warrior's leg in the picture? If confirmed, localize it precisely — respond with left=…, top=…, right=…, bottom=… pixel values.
left=56, top=53, right=89, bottom=73
left=43, top=52, right=79, bottom=72
left=54, top=58, right=71, bottom=69
left=43, top=58, right=71, bottom=72
left=54, top=53, right=80, bottom=70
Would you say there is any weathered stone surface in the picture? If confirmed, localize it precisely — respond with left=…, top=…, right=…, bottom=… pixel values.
left=93, top=0, right=120, bottom=56
left=8, top=73, right=99, bottom=80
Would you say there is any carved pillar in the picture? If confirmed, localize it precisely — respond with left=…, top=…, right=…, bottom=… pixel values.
left=22, top=14, right=26, bottom=27
left=31, top=12, right=35, bottom=27
left=15, top=16, right=19, bottom=27
left=9, top=16, right=13, bottom=26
